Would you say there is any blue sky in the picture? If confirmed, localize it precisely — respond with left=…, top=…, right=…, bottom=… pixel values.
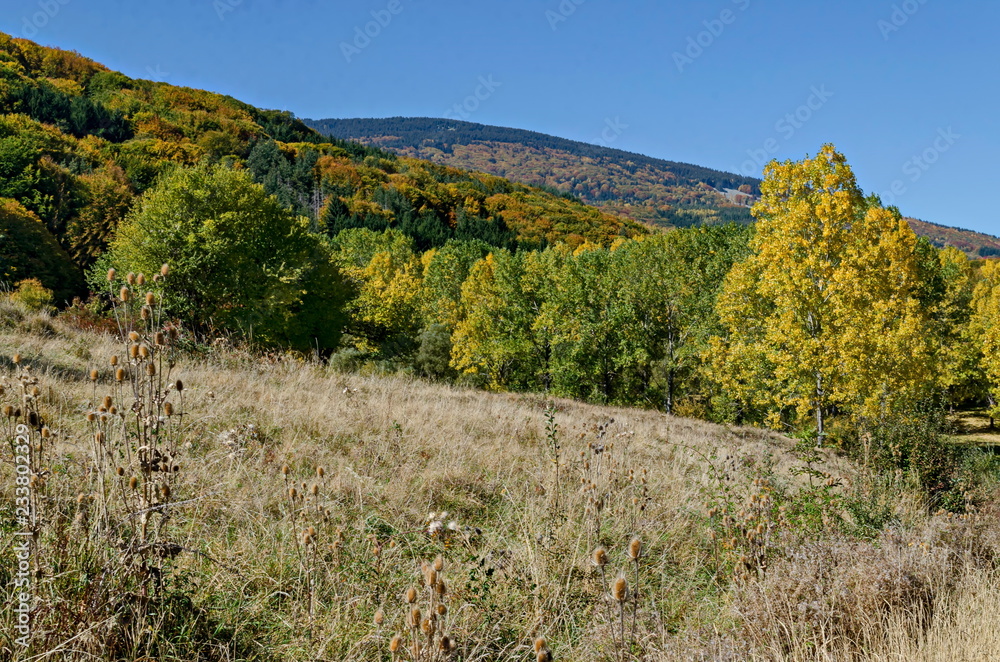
left=4, top=0, right=998, bottom=236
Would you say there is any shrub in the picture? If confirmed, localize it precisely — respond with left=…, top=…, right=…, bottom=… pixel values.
left=10, top=277, right=54, bottom=311
left=413, top=323, right=455, bottom=381
left=99, top=164, right=352, bottom=353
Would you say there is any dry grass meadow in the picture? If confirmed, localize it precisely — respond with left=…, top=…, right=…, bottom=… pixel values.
left=2, top=299, right=1000, bottom=661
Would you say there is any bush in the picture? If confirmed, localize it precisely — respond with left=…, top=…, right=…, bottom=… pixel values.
left=413, top=323, right=456, bottom=381
left=10, top=277, right=53, bottom=311
left=859, top=401, right=958, bottom=502
left=99, top=164, right=352, bottom=353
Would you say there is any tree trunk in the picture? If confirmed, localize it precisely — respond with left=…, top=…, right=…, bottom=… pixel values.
left=815, top=371, right=825, bottom=446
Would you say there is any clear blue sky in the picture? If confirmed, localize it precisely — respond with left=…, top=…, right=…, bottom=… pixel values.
left=4, top=0, right=998, bottom=236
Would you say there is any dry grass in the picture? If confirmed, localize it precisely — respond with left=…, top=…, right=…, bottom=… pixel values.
left=1, top=307, right=998, bottom=661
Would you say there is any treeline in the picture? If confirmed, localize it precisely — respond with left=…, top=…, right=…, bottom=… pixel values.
left=99, top=148, right=1000, bottom=447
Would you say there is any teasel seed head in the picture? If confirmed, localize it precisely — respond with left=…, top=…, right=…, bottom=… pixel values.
left=592, top=547, right=609, bottom=567
left=160, top=263, right=170, bottom=277
left=435, top=578, right=447, bottom=597
left=613, top=574, right=628, bottom=603
left=94, top=431, right=105, bottom=445
left=537, top=648, right=553, bottom=662
left=307, top=526, right=316, bottom=537
left=164, top=402, right=174, bottom=416
left=90, top=369, right=99, bottom=382
left=146, top=292, right=156, bottom=306
left=86, top=412, right=96, bottom=422
left=310, top=483, right=319, bottom=496
left=140, top=306, right=151, bottom=321
left=154, top=332, right=165, bottom=346
left=317, top=466, right=325, bottom=477
left=102, top=395, right=113, bottom=409
left=12, top=353, right=21, bottom=364
left=174, top=379, right=184, bottom=393
left=408, top=607, right=421, bottom=628
left=628, top=537, right=642, bottom=561
left=41, top=426, right=50, bottom=438
left=374, top=609, right=385, bottom=626
left=136, top=273, right=145, bottom=286
left=440, top=635, right=453, bottom=653
left=421, top=616, right=435, bottom=638
left=107, top=268, right=116, bottom=282
left=161, top=483, right=171, bottom=499
left=129, top=476, right=138, bottom=490
left=128, top=331, right=140, bottom=342
left=406, top=587, right=418, bottom=604
left=126, top=272, right=136, bottom=286
left=76, top=493, right=87, bottom=505
left=534, top=637, right=547, bottom=653
left=302, top=532, right=313, bottom=546
left=139, top=345, right=150, bottom=359
left=119, top=287, right=130, bottom=302
left=425, top=567, right=437, bottom=588
left=146, top=363, right=156, bottom=377
left=2, top=405, right=13, bottom=418
left=436, top=604, right=447, bottom=617
left=116, top=368, right=126, bottom=382
left=288, top=487, right=298, bottom=500
left=434, top=554, right=445, bottom=572
left=281, top=464, right=290, bottom=476
left=116, top=466, right=125, bottom=476
left=129, top=345, right=139, bottom=359
left=389, top=634, right=402, bottom=653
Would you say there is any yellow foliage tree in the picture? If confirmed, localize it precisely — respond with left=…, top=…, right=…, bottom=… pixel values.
left=971, top=260, right=1000, bottom=418
left=711, top=145, right=934, bottom=441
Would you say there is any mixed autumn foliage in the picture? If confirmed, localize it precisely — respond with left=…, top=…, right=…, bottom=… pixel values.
left=307, top=117, right=1000, bottom=259
left=3, top=34, right=1000, bottom=448
left=0, top=33, right=643, bottom=305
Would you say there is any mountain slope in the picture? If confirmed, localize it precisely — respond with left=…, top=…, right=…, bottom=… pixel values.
left=305, top=116, right=761, bottom=228
left=0, top=35, right=644, bottom=300
left=306, top=116, right=1000, bottom=258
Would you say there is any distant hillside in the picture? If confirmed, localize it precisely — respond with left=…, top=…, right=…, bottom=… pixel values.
left=305, top=117, right=761, bottom=228
left=906, top=218, right=1000, bottom=258
left=306, top=117, right=1000, bottom=258
left=0, top=36, right=644, bottom=301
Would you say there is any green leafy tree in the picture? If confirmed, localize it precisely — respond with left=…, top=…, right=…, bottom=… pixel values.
left=103, top=164, right=350, bottom=352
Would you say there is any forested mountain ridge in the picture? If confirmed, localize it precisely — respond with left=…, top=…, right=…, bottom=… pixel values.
left=306, top=116, right=1000, bottom=257
left=0, top=34, right=644, bottom=303
left=305, top=116, right=760, bottom=228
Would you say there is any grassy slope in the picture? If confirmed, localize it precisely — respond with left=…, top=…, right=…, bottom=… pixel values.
left=2, top=306, right=1000, bottom=660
